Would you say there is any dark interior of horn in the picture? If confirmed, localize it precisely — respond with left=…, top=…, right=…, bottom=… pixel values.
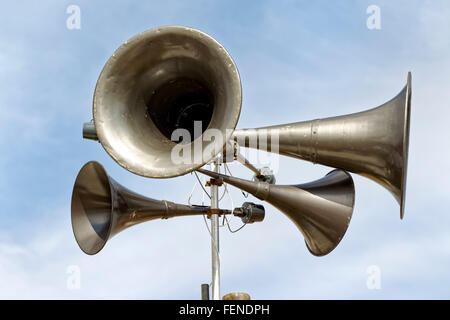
left=146, top=77, right=215, bottom=143
left=131, top=56, right=220, bottom=146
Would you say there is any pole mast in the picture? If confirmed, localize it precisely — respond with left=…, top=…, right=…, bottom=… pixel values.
left=210, top=157, right=220, bottom=300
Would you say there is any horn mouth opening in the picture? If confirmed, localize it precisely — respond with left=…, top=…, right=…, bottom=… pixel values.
left=71, top=161, right=113, bottom=255
left=93, top=26, right=242, bottom=178
left=400, top=72, right=412, bottom=219
left=303, top=169, right=355, bottom=256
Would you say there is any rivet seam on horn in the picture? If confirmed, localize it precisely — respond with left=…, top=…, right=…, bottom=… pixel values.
left=163, top=200, right=169, bottom=219
left=310, top=119, right=320, bottom=163
left=255, top=182, right=270, bottom=200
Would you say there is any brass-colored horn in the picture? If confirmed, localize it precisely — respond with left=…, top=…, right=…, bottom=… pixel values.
left=197, top=168, right=355, bottom=256
left=71, top=161, right=210, bottom=255
left=92, top=26, right=242, bottom=178
left=233, top=73, right=411, bottom=219
left=223, top=292, right=251, bottom=300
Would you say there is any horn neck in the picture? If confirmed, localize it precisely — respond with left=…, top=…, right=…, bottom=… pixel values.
left=197, top=168, right=355, bottom=256
left=71, top=161, right=209, bottom=255
left=107, top=178, right=209, bottom=236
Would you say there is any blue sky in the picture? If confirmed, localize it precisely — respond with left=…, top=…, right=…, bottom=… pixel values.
left=0, top=0, right=449, bottom=299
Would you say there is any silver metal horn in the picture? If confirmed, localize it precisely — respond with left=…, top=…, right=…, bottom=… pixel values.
left=197, top=168, right=355, bottom=256
left=91, top=26, right=242, bottom=178
left=71, top=161, right=212, bottom=255
left=233, top=72, right=411, bottom=218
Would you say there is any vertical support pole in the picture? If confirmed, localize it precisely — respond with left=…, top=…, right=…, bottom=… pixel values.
left=201, top=284, right=210, bottom=300
left=210, top=158, right=220, bottom=300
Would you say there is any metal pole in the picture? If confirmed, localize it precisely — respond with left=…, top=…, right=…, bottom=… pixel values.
left=236, top=153, right=260, bottom=176
left=201, top=284, right=210, bottom=300
left=210, top=158, right=220, bottom=300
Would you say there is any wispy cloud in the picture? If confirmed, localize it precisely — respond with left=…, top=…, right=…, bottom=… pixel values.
left=0, top=0, right=449, bottom=299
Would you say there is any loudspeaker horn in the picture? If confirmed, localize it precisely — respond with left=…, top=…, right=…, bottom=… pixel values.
left=71, top=161, right=211, bottom=255
left=197, top=168, right=355, bottom=256
left=233, top=73, right=411, bottom=218
left=90, top=26, right=242, bottom=178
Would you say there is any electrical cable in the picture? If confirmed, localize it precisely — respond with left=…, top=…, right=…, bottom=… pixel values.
left=187, top=173, right=198, bottom=205
left=194, top=164, right=220, bottom=271
left=224, top=163, right=249, bottom=198
left=221, top=165, right=248, bottom=233
left=218, top=165, right=227, bottom=202
left=194, top=171, right=211, bottom=199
